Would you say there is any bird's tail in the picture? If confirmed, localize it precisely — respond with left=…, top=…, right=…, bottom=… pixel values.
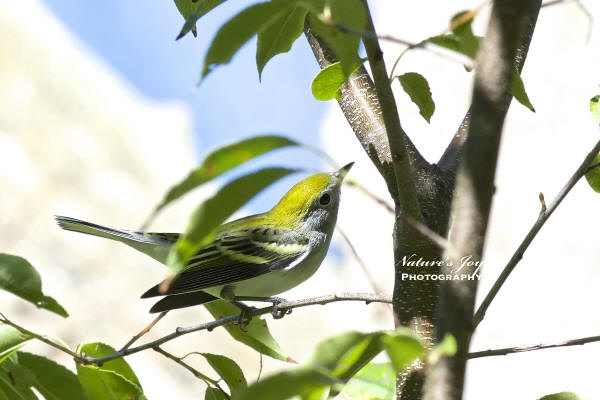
left=54, top=216, right=176, bottom=264
left=149, top=291, right=219, bottom=313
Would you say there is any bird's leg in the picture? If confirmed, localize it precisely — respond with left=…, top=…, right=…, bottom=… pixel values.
left=232, top=296, right=292, bottom=320
left=230, top=301, right=256, bottom=331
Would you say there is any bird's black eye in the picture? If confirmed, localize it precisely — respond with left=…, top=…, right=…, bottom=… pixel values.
left=320, top=193, right=331, bottom=206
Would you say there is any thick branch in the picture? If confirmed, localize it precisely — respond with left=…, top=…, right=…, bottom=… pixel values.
left=473, top=139, right=600, bottom=327
left=468, top=335, right=600, bottom=359
left=425, top=1, right=542, bottom=399
left=438, top=2, right=541, bottom=175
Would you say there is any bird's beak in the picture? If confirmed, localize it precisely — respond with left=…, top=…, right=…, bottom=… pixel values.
left=336, top=162, right=354, bottom=180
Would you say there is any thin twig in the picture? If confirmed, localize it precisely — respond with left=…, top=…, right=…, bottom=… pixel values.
left=323, top=18, right=474, bottom=68
left=542, top=0, right=593, bottom=42
left=538, top=192, right=546, bottom=214
left=77, top=293, right=391, bottom=366
left=0, top=317, right=82, bottom=362
left=468, top=335, right=600, bottom=359
left=121, top=312, right=167, bottom=351
left=473, top=139, right=600, bottom=328
left=345, top=179, right=394, bottom=213
left=336, top=227, right=394, bottom=316
left=257, top=354, right=263, bottom=382
left=153, top=346, right=230, bottom=398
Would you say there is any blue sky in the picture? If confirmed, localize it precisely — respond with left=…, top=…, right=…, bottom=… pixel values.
left=41, top=0, right=331, bottom=209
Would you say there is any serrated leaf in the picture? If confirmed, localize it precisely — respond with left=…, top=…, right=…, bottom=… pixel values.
left=205, top=387, right=229, bottom=400
left=538, top=393, right=584, bottom=400
left=202, top=1, right=291, bottom=80
left=77, top=342, right=142, bottom=391
left=0, top=326, right=32, bottom=363
left=147, top=135, right=299, bottom=222
left=204, top=300, right=288, bottom=362
left=308, top=0, right=366, bottom=77
left=338, top=362, right=395, bottom=400
left=396, top=72, right=435, bottom=122
left=175, top=0, right=227, bottom=40
left=311, top=59, right=365, bottom=101
left=590, top=95, right=600, bottom=123
left=166, top=167, right=298, bottom=275
left=15, top=352, right=87, bottom=400
left=584, top=151, right=600, bottom=193
left=200, top=353, right=247, bottom=395
left=0, top=254, right=68, bottom=317
left=510, top=69, right=535, bottom=112
left=381, top=329, right=424, bottom=373
left=257, top=4, right=308, bottom=79
left=235, top=369, right=331, bottom=400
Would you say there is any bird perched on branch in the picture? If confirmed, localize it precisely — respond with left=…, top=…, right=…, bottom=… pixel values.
left=56, top=162, right=353, bottom=321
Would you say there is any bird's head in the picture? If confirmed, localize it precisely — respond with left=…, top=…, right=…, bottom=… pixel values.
left=269, top=162, right=354, bottom=233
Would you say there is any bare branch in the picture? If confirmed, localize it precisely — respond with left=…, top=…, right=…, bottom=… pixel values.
left=336, top=227, right=395, bottom=317
left=0, top=316, right=82, bottom=362
left=468, top=335, right=600, bottom=359
left=77, top=293, right=391, bottom=366
left=472, top=139, right=600, bottom=328
left=360, top=0, right=421, bottom=220
left=121, top=312, right=166, bottom=351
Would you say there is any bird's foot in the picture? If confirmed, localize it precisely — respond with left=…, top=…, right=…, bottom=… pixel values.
left=268, top=297, right=291, bottom=319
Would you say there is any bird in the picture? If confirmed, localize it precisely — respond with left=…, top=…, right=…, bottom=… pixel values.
left=55, top=162, right=353, bottom=318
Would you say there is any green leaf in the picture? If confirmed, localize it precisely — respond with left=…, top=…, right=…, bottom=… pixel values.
left=14, top=352, right=87, bottom=400
left=338, top=362, right=395, bottom=400
left=308, top=0, right=366, bottom=77
left=590, top=95, right=600, bottom=123
left=256, top=4, right=308, bottom=79
left=200, top=353, right=247, bottom=395
left=307, top=331, right=382, bottom=380
left=510, top=69, right=535, bottom=112
left=311, top=59, right=365, bottom=101
left=77, top=343, right=142, bottom=391
left=381, top=330, right=425, bottom=373
left=204, top=300, right=289, bottom=362
left=428, top=334, right=457, bottom=364
left=175, top=0, right=228, bottom=40
left=538, top=393, right=584, bottom=400
left=584, top=151, right=600, bottom=193
left=0, top=355, right=38, bottom=400
left=148, top=135, right=299, bottom=220
left=428, top=10, right=480, bottom=60
left=396, top=72, right=435, bottom=123
left=205, top=387, right=229, bottom=400
left=166, top=167, right=298, bottom=275
left=202, top=1, right=292, bottom=80
left=306, top=330, right=388, bottom=398
left=235, top=369, right=331, bottom=400
left=0, top=254, right=68, bottom=317
left=76, top=366, right=144, bottom=400
left=0, top=326, right=32, bottom=364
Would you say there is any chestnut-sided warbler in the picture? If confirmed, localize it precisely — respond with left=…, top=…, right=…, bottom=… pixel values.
left=56, top=162, right=353, bottom=316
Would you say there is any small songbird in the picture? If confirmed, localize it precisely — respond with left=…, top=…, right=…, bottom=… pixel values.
left=56, top=162, right=353, bottom=317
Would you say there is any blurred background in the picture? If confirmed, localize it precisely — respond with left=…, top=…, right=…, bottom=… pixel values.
left=0, top=0, right=598, bottom=398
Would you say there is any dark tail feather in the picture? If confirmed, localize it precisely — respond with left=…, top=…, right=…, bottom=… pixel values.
left=149, top=291, right=218, bottom=313
left=141, top=284, right=162, bottom=298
